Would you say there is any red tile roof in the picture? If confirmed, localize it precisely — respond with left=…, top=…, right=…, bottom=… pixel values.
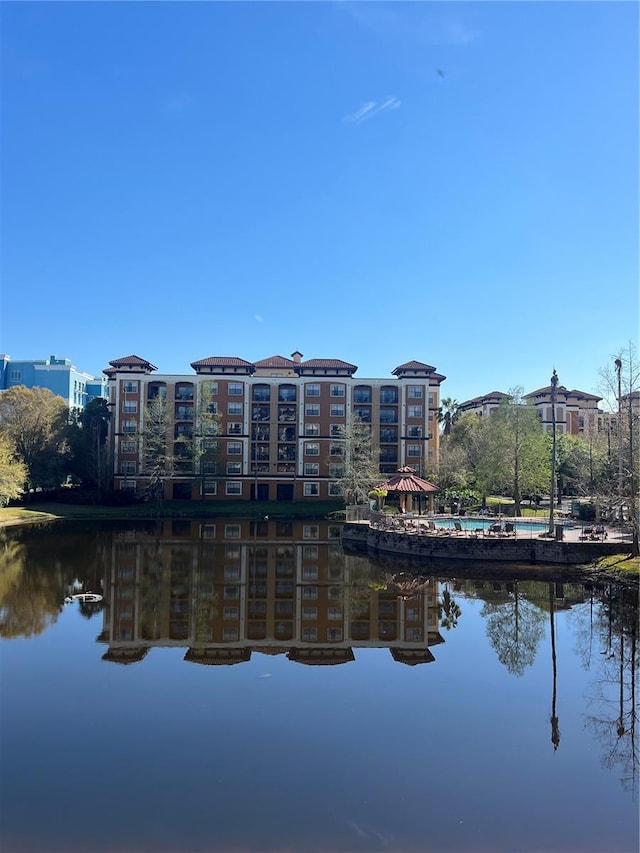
left=254, top=355, right=297, bottom=368
left=108, top=355, right=158, bottom=370
left=393, top=360, right=436, bottom=372
left=190, top=356, right=255, bottom=368
left=300, top=358, right=358, bottom=371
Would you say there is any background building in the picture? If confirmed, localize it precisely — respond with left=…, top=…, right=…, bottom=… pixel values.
left=106, top=352, right=445, bottom=501
left=0, top=354, right=108, bottom=411
left=459, top=385, right=604, bottom=435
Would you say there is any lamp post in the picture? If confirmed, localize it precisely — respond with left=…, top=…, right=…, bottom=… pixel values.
left=548, top=369, right=558, bottom=536
left=615, top=357, right=623, bottom=520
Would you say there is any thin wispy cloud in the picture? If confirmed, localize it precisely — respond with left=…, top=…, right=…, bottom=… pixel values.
left=254, top=314, right=264, bottom=324
left=342, top=96, right=401, bottom=125
left=337, top=3, right=481, bottom=47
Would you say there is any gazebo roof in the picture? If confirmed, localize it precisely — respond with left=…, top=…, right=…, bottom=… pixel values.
left=376, top=466, right=439, bottom=493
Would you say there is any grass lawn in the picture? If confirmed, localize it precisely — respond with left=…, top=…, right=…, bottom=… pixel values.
left=0, top=499, right=345, bottom=527
left=592, top=553, right=640, bottom=576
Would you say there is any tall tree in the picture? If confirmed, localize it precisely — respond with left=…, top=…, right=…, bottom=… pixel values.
left=142, top=394, right=172, bottom=503
left=66, top=398, right=111, bottom=491
left=474, top=390, right=550, bottom=516
left=0, top=434, right=27, bottom=505
left=193, top=380, right=221, bottom=498
left=438, top=397, right=460, bottom=436
left=0, top=386, right=69, bottom=491
left=599, top=343, right=639, bottom=555
left=330, top=415, right=380, bottom=505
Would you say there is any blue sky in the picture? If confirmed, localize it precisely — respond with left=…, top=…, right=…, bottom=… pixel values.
left=1, top=1, right=638, bottom=404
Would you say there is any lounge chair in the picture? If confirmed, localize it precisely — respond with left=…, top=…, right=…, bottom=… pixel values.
left=453, top=521, right=464, bottom=535
left=487, top=523, right=503, bottom=536
left=504, top=522, right=516, bottom=536
left=579, top=526, right=593, bottom=541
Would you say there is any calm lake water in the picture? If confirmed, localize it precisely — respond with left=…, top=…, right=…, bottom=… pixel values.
left=1, top=519, right=637, bottom=853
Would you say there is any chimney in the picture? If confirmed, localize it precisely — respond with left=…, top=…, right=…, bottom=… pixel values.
left=291, top=351, right=303, bottom=364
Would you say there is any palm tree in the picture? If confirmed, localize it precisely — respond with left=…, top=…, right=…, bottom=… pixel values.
left=438, top=398, right=460, bottom=436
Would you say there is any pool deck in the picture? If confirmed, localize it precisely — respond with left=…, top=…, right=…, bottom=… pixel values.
left=342, top=515, right=633, bottom=565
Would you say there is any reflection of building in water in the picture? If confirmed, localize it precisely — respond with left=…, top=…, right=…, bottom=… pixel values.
left=98, top=520, right=443, bottom=667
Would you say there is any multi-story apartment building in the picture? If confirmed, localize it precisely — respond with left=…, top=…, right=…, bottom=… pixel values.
left=459, top=385, right=604, bottom=435
left=0, top=353, right=108, bottom=411
left=105, top=352, right=445, bottom=501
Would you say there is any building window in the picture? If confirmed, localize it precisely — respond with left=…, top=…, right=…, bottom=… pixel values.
left=226, top=481, right=242, bottom=495
left=330, top=384, right=345, bottom=397
left=224, top=524, right=241, bottom=538
left=227, top=462, right=242, bottom=475
left=227, top=423, right=242, bottom=435
left=303, top=524, right=319, bottom=539
left=380, top=427, right=397, bottom=443
left=353, top=386, right=371, bottom=403
left=305, top=384, right=320, bottom=397
left=123, top=401, right=137, bottom=414
left=407, top=426, right=422, bottom=438
left=303, top=628, right=317, bottom=641
left=9, top=370, right=22, bottom=382
left=330, top=404, right=345, bottom=417
left=328, top=482, right=343, bottom=496
left=227, top=442, right=242, bottom=455
left=302, top=606, right=318, bottom=619
left=408, top=405, right=422, bottom=418
left=176, top=405, right=194, bottom=420
left=120, top=440, right=137, bottom=453
left=302, top=586, right=318, bottom=599
left=408, top=386, right=423, bottom=399
left=175, top=383, right=194, bottom=401
left=380, top=408, right=397, bottom=424
left=328, top=463, right=343, bottom=477
left=380, top=387, right=398, bottom=404
left=228, top=382, right=243, bottom=395
left=302, top=424, right=318, bottom=437
left=203, top=479, right=217, bottom=495
left=123, top=381, right=138, bottom=393
left=120, top=461, right=136, bottom=475
left=228, top=402, right=243, bottom=416
left=329, top=444, right=343, bottom=456
left=330, top=424, right=342, bottom=437
left=304, top=463, right=319, bottom=476
left=303, top=545, right=318, bottom=559
left=253, top=385, right=270, bottom=402
left=304, top=443, right=319, bottom=456
left=327, top=628, right=343, bottom=642
left=353, top=406, right=371, bottom=422
left=407, top=444, right=420, bottom=458
left=223, top=628, right=239, bottom=642
left=304, top=482, right=320, bottom=496
left=428, top=393, right=435, bottom=405
left=278, top=385, right=296, bottom=402
left=328, top=607, right=342, bottom=621
left=305, top=404, right=320, bottom=417
left=223, top=606, right=239, bottom=620
left=122, top=420, right=137, bottom=434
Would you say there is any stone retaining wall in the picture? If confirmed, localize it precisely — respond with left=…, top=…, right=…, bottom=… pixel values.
left=341, top=523, right=629, bottom=565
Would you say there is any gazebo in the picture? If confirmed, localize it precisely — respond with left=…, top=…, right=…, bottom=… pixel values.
left=376, top=466, right=439, bottom=515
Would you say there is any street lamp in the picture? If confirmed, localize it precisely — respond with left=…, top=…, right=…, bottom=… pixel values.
left=615, top=357, right=623, bottom=520
left=548, top=369, right=558, bottom=536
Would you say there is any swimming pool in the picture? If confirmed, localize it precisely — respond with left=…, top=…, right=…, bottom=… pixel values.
left=433, top=517, right=574, bottom=533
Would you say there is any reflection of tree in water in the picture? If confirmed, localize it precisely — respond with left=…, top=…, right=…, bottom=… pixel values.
left=438, top=584, right=462, bottom=631
left=481, top=581, right=545, bottom=676
left=583, top=584, right=638, bottom=793
left=0, top=534, right=64, bottom=638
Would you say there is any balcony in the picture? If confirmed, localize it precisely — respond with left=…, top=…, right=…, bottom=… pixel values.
left=278, top=406, right=296, bottom=422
